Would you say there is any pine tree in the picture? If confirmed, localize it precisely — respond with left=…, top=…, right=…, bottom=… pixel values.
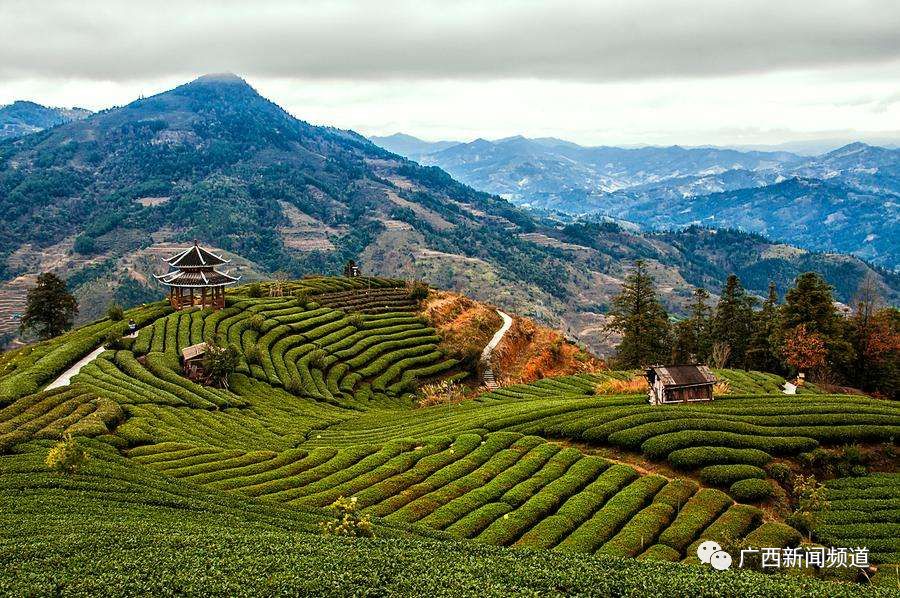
left=20, top=273, right=78, bottom=340
left=781, top=272, right=854, bottom=379
left=606, top=260, right=671, bottom=368
left=712, top=274, right=755, bottom=368
left=747, top=282, right=782, bottom=372
left=672, top=287, right=711, bottom=363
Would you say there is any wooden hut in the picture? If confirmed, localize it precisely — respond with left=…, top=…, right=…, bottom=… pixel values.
left=181, top=342, right=208, bottom=379
left=646, top=364, right=717, bottom=405
left=155, top=242, right=239, bottom=310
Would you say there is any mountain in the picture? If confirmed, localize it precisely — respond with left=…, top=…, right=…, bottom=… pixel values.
left=1, top=74, right=896, bottom=353
left=0, top=100, right=91, bottom=139
left=369, top=133, right=459, bottom=160
left=379, top=134, right=899, bottom=269
left=602, top=177, right=899, bottom=267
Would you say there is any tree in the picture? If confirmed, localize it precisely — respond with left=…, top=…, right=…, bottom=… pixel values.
left=746, top=282, right=782, bottom=373
left=20, top=273, right=78, bottom=340
left=781, top=272, right=854, bottom=378
left=45, top=434, right=89, bottom=475
left=782, top=324, right=827, bottom=378
left=672, top=287, right=712, bottom=363
left=606, top=260, right=671, bottom=368
left=711, top=274, right=755, bottom=368
left=847, top=275, right=900, bottom=396
left=201, top=337, right=240, bottom=388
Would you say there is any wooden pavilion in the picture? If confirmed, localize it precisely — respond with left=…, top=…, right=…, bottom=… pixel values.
left=155, top=242, right=239, bottom=310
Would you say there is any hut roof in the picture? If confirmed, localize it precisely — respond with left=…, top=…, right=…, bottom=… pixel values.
left=165, top=243, right=229, bottom=268
left=647, top=364, right=717, bottom=387
left=181, top=342, right=208, bottom=361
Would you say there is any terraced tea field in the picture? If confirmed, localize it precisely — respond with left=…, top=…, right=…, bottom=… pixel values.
left=1, top=277, right=898, bottom=594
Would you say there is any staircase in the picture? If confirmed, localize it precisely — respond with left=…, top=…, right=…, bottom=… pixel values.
left=482, top=365, right=500, bottom=391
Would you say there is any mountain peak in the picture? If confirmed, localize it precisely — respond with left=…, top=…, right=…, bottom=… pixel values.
left=191, top=73, right=248, bottom=86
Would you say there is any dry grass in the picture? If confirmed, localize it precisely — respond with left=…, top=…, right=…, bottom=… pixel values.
left=595, top=376, right=648, bottom=395
left=713, top=380, right=732, bottom=396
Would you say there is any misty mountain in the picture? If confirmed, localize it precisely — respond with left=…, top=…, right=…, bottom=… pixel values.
left=0, top=100, right=92, bottom=140
left=1, top=75, right=895, bottom=352
left=373, top=134, right=899, bottom=269
left=369, top=133, right=459, bottom=160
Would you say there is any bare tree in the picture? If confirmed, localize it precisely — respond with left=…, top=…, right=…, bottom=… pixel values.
left=711, top=342, right=732, bottom=369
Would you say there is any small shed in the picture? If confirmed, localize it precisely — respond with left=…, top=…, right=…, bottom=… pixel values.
left=181, top=342, right=208, bottom=378
left=646, top=364, right=717, bottom=405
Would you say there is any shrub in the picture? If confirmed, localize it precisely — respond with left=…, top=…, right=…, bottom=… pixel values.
left=699, top=464, right=767, bottom=487
left=668, top=447, right=771, bottom=470
left=766, top=463, right=793, bottom=486
left=407, top=281, right=429, bottom=302
left=319, top=496, right=374, bottom=538
left=103, top=330, right=123, bottom=350
left=106, top=303, right=124, bottom=321
left=247, top=283, right=263, bottom=298
left=244, top=344, right=262, bottom=366
left=45, top=434, right=89, bottom=474
left=730, top=479, right=774, bottom=502
left=249, top=314, right=266, bottom=332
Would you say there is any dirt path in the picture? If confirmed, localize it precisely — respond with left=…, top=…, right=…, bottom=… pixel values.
left=481, top=310, right=512, bottom=389
left=44, top=328, right=142, bottom=390
left=481, top=310, right=512, bottom=362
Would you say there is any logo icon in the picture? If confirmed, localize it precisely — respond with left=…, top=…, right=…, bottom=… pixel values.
left=697, top=540, right=732, bottom=571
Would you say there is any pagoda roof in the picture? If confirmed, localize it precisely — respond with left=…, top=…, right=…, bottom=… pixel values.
left=165, top=243, right=229, bottom=268
left=154, top=268, right=240, bottom=287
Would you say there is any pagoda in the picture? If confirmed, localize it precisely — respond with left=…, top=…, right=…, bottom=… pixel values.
left=155, top=242, right=239, bottom=310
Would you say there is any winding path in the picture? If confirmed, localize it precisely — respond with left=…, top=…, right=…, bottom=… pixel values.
left=481, top=310, right=512, bottom=390
left=44, top=328, right=142, bottom=391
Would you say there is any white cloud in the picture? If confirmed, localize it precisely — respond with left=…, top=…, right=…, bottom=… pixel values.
left=0, top=0, right=898, bottom=146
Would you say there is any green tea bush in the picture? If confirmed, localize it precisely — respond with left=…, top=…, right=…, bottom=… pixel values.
left=668, top=446, right=771, bottom=470
left=730, top=479, right=774, bottom=502
left=699, top=464, right=767, bottom=487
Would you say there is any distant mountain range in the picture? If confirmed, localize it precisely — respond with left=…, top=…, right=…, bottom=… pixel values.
left=372, top=134, right=900, bottom=269
left=0, top=101, right=91, bottom=139
left=1, top=75, right=896, bottom=354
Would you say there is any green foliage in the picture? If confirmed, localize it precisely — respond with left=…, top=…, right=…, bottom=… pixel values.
left=699, top=464, right=767, bottom=487
left=247, top=283, right=263, bottom=298
left=407, top=281, right=430, bottom=302
left=711, top=274, right=756, bottom=367
left=606, top=260, right=671, bottom=368
left=319, top=496, right=374, bottom=538
left=730, top=479, right=774, bottom=502
left=106, top=303, right=125, bottom=321
left=45, top=434, right=88, bottom=474
left=21, top=273, right=78, bottom=340
left=202, top=339, right=241, bottom=388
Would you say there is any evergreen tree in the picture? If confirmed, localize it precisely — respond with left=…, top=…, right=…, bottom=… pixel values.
left=606, top=260, right=671, bottom=368
left=20, top=273, right=78, bottom=340
left=781, top=272, right=855, bottom=379
left=747, top=282, right=782, bottom=372
left=711, top=274, right=756, bottom=368
left=672, top=287, right=711, bottom=363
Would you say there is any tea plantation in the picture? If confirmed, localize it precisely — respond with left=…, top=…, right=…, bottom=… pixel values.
left=0, top=277, right=897, bottom=595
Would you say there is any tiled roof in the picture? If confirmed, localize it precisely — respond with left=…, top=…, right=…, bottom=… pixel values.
left=165, top=243, right=229, bottom=268
left=154, top=268, right=239, bottom=287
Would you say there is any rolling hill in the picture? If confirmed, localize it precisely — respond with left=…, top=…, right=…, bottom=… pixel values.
left=1, top=278, right=897, bottom=594
left=0, top=100, right=91, bottom=140
left=0, top=74, right=897, bottom=355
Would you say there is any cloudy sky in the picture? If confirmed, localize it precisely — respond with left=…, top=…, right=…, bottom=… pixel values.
left=1, top=0, right=898, bottom=148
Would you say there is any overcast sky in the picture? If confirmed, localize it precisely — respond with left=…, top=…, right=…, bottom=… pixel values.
left=1, top=0, right=898, bottom=147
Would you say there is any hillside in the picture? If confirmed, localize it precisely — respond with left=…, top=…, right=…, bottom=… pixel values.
left=1, top=279, right=897, bottom=594
left=0, top=74, right=897, bottom=355
left=375, top=134, right=899, bottom=269
left=0, top=100, right=91, bottom=139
